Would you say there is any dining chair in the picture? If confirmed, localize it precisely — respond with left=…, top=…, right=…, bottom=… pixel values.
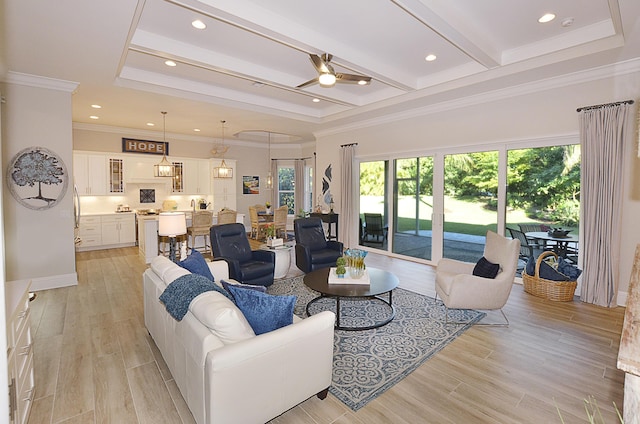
left=273, top=205, right=288, bottom=239
left=217, top=208, right=237, bottom=225
left=187, top=210, right=213, bottom=254
left=249, top=206, right=270, bottom=240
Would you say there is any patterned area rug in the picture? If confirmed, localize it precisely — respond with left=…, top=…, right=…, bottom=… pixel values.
left=267, top=275, right=485, bottom=411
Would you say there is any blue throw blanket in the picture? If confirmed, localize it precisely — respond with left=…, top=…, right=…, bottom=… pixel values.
left=159, top=274, right=216, bottom=321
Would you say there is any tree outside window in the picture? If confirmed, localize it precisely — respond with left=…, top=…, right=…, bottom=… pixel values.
left=278, top=166, right=295, bottom=214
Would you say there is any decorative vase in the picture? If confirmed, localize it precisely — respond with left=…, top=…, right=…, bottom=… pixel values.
left=345, top=248, right=367, bottom=279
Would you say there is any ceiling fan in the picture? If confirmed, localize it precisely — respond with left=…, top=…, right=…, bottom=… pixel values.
left=296, top=53, right=371, bottom=88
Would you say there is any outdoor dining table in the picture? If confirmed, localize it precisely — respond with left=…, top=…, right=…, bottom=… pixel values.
left=525, top=231, right=579, bottom=259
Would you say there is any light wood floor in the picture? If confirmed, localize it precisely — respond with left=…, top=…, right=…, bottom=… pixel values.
left=28, top=247, right=625, bottom=424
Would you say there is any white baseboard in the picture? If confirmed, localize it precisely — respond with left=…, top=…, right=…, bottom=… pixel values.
left=617, top=291, right=628, bottom=307
left=31, top=272, right=78, bottom=291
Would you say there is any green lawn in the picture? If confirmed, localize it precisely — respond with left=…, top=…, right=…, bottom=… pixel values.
left=360, top=195, right=574, bottom=237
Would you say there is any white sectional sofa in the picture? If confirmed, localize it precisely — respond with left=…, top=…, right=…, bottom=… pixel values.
left=143, top=255, right=335, bottom=424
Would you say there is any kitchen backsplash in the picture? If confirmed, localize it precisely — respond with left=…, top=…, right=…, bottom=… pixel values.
left=78, top=183, right=213, bottom=214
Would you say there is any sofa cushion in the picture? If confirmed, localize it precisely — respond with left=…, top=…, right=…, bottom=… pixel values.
left=472, top=256, right=500, bottom=279
left=189, top=291, right=256, bottom=344
left=225, top=285, right=296, bottom=335
left=179, top=250, right=215, bottom=281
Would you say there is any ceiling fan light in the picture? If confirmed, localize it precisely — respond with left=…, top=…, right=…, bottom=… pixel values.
left=319, top=72, right=336, bottom=86
left=358, top=79, right=368, bottom=85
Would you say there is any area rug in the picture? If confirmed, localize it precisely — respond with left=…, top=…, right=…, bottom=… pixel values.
left=267, top=275, right=485, bottom=411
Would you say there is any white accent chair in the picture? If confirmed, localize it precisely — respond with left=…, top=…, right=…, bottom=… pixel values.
left=435, top=230, right=520, bottom=326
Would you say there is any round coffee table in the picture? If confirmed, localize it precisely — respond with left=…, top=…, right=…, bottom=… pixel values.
left=303, top=267, right=399, bottom=331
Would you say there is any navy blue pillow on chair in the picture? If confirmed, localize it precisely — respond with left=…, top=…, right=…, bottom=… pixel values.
left=472, top=256, right=500, bottom=279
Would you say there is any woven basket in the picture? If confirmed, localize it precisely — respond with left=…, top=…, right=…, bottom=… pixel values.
left=522, top=251, right=577, bottom=302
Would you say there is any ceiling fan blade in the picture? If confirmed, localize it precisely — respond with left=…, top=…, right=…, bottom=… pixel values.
left=336, top=73, right=372, bottom=84
left=309, top=54, right=331, bottom=74
left=296, top=77, right=319, bottom=89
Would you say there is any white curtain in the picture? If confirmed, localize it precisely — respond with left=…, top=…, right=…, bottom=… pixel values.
left=579, top=102, right=633, bottom=307
left=294, top=160, right=304, bottom=214
left=340, top=144, right=356, bottom=246
left=270, top=159, right=278, bottom=207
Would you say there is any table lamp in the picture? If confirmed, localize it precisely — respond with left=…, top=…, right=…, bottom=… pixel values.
left=158, top=212, right=187, bottom=262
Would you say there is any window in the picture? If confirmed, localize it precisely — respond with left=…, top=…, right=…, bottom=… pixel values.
left=278, top=166, right=295, bottom=214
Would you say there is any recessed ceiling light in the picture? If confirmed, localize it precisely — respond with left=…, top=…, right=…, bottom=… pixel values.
left=561, top=17, right=574, bottom=27
left=91, top=104, right=102, bottom=109
left=538, top=13, right=556, bottom=23
left=357, top=80, right=368, bottom=85
left=194, top=128, right=201, bottom=132
left=89, top=115, right=99, bottom=120
left=147, top=122, right=155, bottom=126
left=165, top=60, right=177, bottom=67
left=312, top=98, right=320, bottom=103
left=425, top=54, right=437, bottom=62
left=192, top=20, right=206, bottom=30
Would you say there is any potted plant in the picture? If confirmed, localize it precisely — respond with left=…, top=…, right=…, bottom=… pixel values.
left=335, top=256, right=346, bottom=278
left=266, top=223, right=283, bottom=247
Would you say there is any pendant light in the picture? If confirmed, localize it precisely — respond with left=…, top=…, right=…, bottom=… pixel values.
left=265, top=132, right=273, bottom=189
left=154, top=111, right=175, bottom=177
left=213, top=120, right=233, bottom=179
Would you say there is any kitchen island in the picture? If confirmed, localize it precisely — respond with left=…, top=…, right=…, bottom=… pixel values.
left=138, top=211, right=245, bottom=263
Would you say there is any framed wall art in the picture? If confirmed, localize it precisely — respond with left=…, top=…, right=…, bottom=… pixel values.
left=243, top=176, right=259, bottom=194
left=6, top=146, right=69, bottom=210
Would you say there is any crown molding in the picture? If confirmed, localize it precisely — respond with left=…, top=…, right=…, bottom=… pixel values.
left=72, top=122, right=307, bottom=149
left=4, top=71, right=79, bottom=93
left=315, top=57, right=640, bottom=139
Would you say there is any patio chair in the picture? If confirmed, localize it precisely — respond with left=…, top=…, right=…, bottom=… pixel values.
left=507, top=227, right=544, bottom=263
left=363, top=213, right=388, bottom=244
left=518, top=223, right=553, bottom=250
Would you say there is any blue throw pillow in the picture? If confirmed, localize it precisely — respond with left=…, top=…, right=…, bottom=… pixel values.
left=557, top=257, right=582, bottom=280
left=526, top=255, right=571, bottom=282
left=472, top=256, right=500, bottom=279
left=178, top=250, right=214, bottom=281
left=221, top=280, right=267, bottom=302
left=225, top=285, right=296, bottom=335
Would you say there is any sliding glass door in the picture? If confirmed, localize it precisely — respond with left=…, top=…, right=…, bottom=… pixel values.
left=442, top=152, right=498, bottom=262
left=392, top=157, right=433, bottom=260
left=359, top=160, right=388, bottom=251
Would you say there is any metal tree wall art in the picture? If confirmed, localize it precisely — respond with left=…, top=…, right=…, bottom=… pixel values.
left=7, top=146, right=68, bottom=210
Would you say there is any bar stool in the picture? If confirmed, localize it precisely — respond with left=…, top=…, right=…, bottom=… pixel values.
left=187, top=211, right=214, bottom=253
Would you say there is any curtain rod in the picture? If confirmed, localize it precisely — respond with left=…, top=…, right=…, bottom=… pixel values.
left=340, top=142, right=358, bottom=147
left=270, top=156, right=312, bottom=161
left=576, top=99, right=634, bottom=112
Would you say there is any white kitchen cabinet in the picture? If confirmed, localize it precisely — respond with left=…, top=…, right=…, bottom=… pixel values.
left=77, top=213, right=136, bottom=251
left=183, top=159, right=211, bottom=194
left=78, top=216, right=102, bottom=247
left=74, top=153, right=107, bottom=195
left=101, top=214, right=136, bottom=245
left=6, top=280, right=34, bottom=424
left=211, top=158, right=236, bottom=211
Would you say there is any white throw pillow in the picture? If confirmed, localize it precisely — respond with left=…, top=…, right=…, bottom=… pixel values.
left=189, top=291, right=255, bottom=344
